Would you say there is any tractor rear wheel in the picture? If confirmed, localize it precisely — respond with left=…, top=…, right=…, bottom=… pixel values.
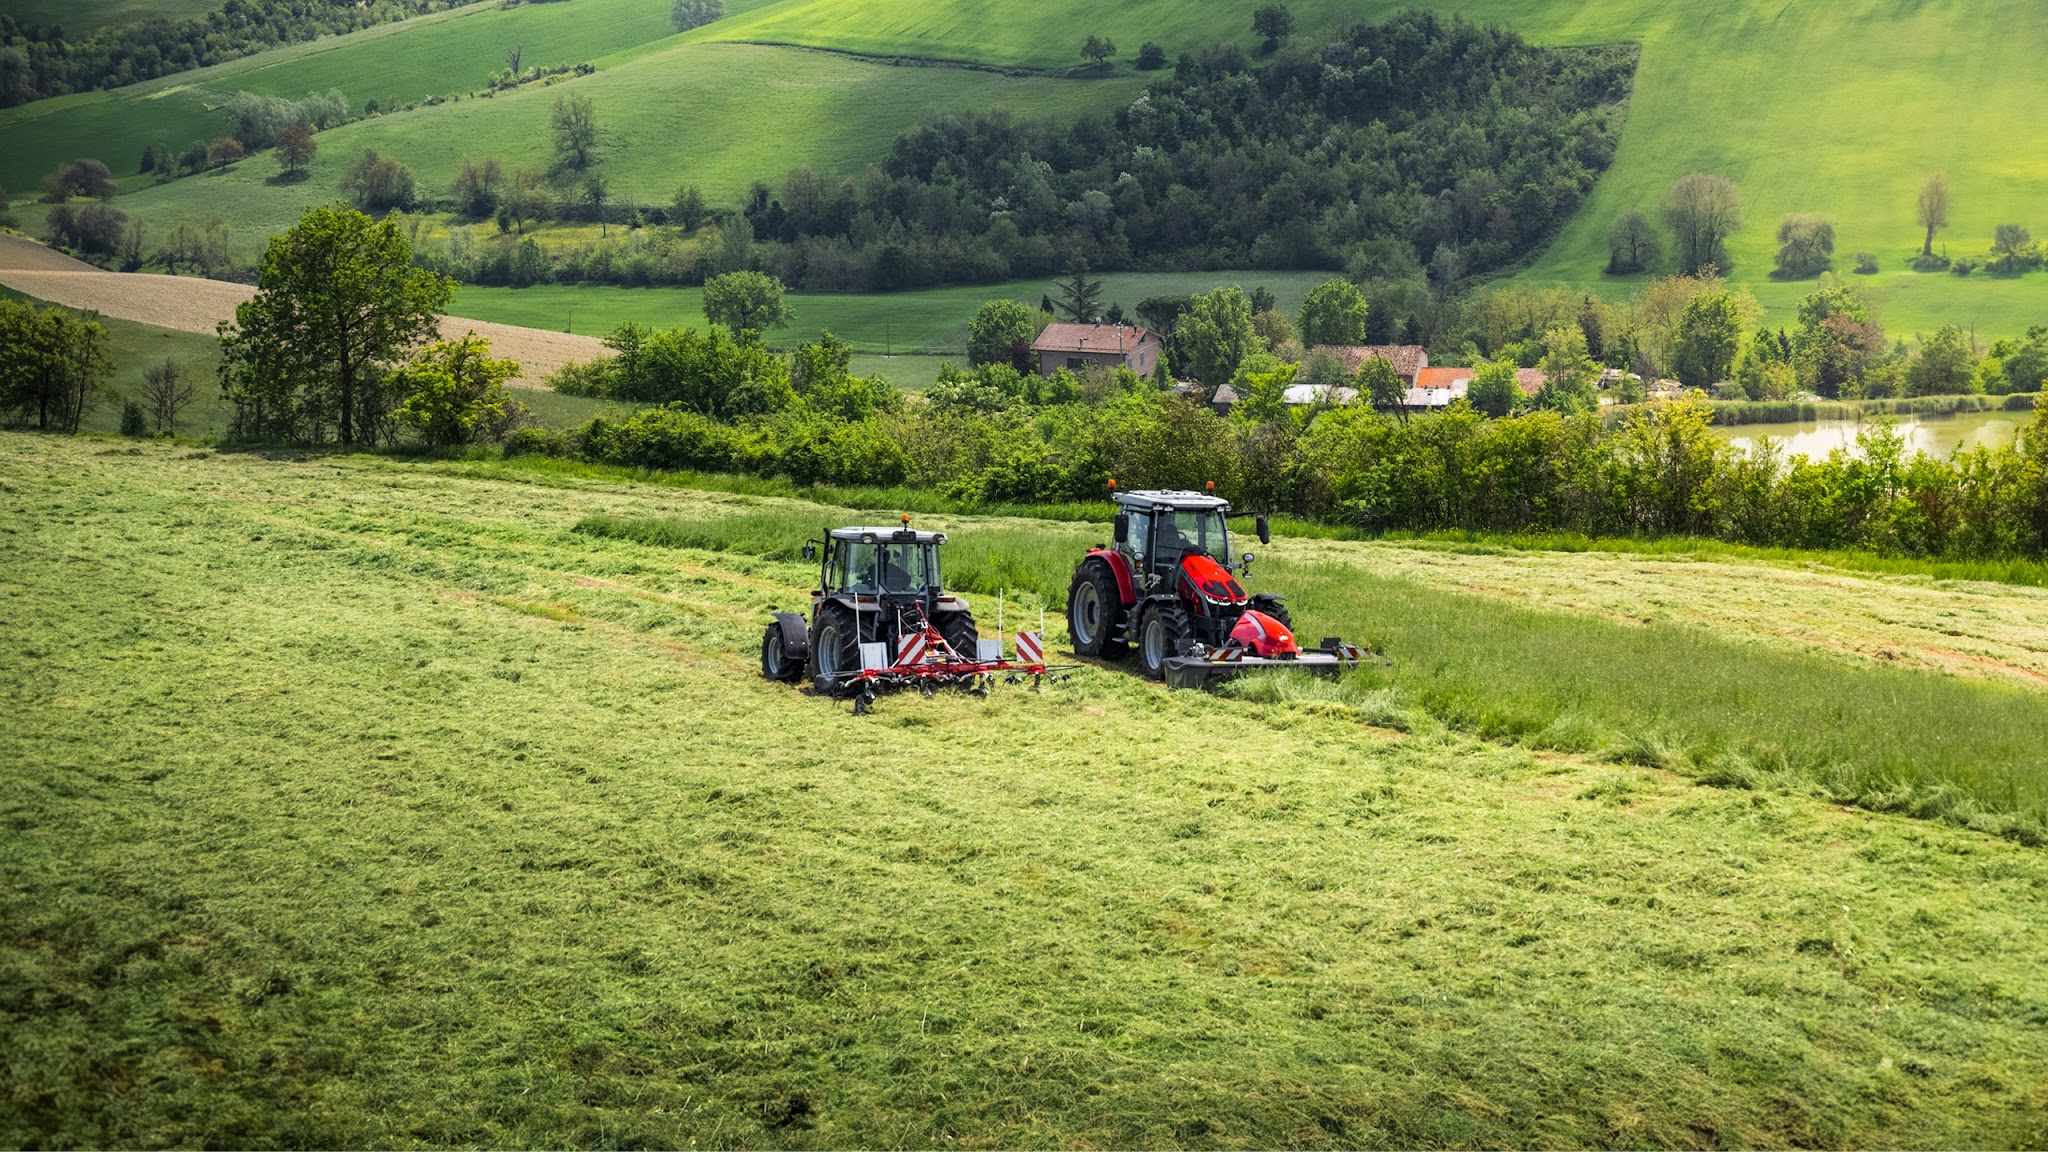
left=808, top=604, right=861, bottom=695
left=1137, top=600, right=1193, bottom=680
left=761, top=623, right=802, bottom=683
left=1067, top=562, right=1127, bottom=659
left=938, top=610, right=980, bottom=661
left=1252, top=595, right=1293, bottom=630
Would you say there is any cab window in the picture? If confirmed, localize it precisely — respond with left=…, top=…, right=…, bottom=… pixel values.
left=1161, top=510, right=1231, bottom=564
left=878, top=542, right=936, bottom=592
left=1123, top=509, right=1152, bottom=568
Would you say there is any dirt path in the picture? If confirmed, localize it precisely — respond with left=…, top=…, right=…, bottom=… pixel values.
left=0, top=235, right=603, bottom=387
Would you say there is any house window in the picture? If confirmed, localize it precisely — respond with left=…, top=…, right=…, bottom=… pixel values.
left=1065, top=356, right=1093, bottom=370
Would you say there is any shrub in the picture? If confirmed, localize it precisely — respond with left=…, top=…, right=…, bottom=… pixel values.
left=119, top=400, right=147, bottom=436
left=1773, top=213, right=1834, bottom=278
left=1912, top=252, right=1952, bottom=272
left=1135, top=42, right=1168, bottom=70
left=1951, top=257, right=1977, bottom=276
left=1853, top=252, right=1878, bottom=275
left=502, top=425, right=569, bottom=458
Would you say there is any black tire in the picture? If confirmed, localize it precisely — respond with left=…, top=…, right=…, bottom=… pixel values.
left=1251, top=594, right=1293, bottom=630
left=761, top=623, right=802, bottom=683
left=938, top=609, right=980, bottom=661
left=1067, top=561, right=1127, bottom=658
left=808, top=604, right=861, bottom=695
left=1137, top=600, right=1192, bottom=680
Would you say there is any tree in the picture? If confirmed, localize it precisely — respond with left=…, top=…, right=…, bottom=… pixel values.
left=1791, top=277, right=1882, bottom=398
left=1662, top=173, right=1741, bottom=275
left=968, top=298, right=1042, bottom=368
left=1357, top=355, right=1405, bottom=417
left=341, top=150, right=415, bottom=212
left=273, top=121, right=316, bottom=176
left=505, top=168, right=548, bottom=232
left=670, top=0, right=724, bottom=31
left=1605, top=212, right=1659, bottom=274
left=0, top=300, right=110, bottom=433
left=139, top=358, right=195, bottom=435
left=1055, top=261, right=1104, bottom=323
left=1672, top=290, right=1743, bottom=387
left=1178, top=286, right=1261, bottom=389
left=1252, top=4, right=1295, bottom=52
left=1136, top=42, right=1168, bottom=70
left=506, top=44, right=523, bottom=75
left=218, top=205, right=453, bottom=445
left=450, top=155, right=504, bottom=218
left=1081, top=35, right=1117, bottom=65
left=43, top=158, right=115, bottom=202
left=1227, top=350, right=1298, bottom=426
left=583, top=173, right=611, bottom=237
left=701, top=270, right=793, bottom=334
left=206, top=136, right=245, bottom=169
left=392, top=333, right=525, bottom=446
left=1296, top=278, right=1369, bottom=347
left=1537, top=324, right=1597, bottom=412
left=670, top=183, right=708, bottom=231
left=1992, top=224, right=2032, bottom=274
left=1917, top=172, right=1950, bottom=257
left=1773, top=213, right=1834, bottom=278
left=1907, top=325, right=1976, bottom=397
left=551, top=93, right=600, bottom=172
left=139, top=144, right=157, bottom=175
left=1467, top=359, right=1520, bottom=417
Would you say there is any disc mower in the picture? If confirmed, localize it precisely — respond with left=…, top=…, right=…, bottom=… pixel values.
left=1067, top=485, right=1374, bottom=689
left=761, top=516, right=1066, bottom=713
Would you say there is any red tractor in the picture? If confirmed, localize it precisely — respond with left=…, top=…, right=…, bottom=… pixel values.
left=1066, top=487, right=1369, bottom=688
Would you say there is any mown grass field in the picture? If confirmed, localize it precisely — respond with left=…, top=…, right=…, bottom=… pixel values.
left=5, top=432, right=2048, bottom=1146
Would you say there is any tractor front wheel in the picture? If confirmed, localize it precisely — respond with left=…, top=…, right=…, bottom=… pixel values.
left=1068, top=562, right=1127, bottom=659
left=809, top=604, right=861, bottom=695
left=1137, top=601, right=1192, bottom=680
left=761, top=623, right=802, bottom=683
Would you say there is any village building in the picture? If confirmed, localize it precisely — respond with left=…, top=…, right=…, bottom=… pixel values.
left=1031, top=323, right=1163, bottom=378
left=1310, top=344, right=1429, bottom=386
left=1406, top=366, right=1473, bottom=409
left=1515, top=368, right=1548, bottom=397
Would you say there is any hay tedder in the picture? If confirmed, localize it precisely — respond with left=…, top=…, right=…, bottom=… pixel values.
left=760, top=517, right=1067, bottom=713
left=1067, top=485, right=1375, bottom=689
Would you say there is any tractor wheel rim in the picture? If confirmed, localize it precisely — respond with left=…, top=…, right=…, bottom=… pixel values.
left=1073, top=584, right=1098, bottom=645
left=1144, top=616, right=1163, bottom=668
left=765, top=636, right=781, bottom=676
left=818, top=625, right=840, bottom=677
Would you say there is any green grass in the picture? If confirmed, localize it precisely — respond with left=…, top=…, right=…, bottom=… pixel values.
left=7, top=0, right=221, bottom=34
left=568, top=498, right=2048, bottom=843
left=79, top=40, right=1144, bottom=264
left=6, top=432, right=2048, bottom=1146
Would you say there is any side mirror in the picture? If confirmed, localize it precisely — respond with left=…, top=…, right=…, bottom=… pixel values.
left=1240, top=551, right=1256, bottom=571
left=1113, top=512, right=1129, bottom=544
left=1255, top=514, right=1271, bottom=545
left=801, top=544, right=818, bottom=562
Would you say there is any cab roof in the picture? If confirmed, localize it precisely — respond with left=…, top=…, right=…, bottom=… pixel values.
left=1112, top=489, right=1233, bottom=512
left=827, top=526, right=949, bottom=544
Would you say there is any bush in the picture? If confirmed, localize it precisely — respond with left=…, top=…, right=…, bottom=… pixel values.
left=1853, top=252, right=1878, bottom=275
left=1912, top=252, right=1951, bottom=272
left=1135, top=42, right=1168, bottom=70
left=502, top=425, right=570, bottom=458
left=119, top=400, right=146, bottom=436
left=582, top=407, right=743, bottom=473
left=1773, top=213, right=1834, bottom=278
left=1952, top=258, right=1977, bottom=277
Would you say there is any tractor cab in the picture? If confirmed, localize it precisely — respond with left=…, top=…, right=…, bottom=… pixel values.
left=1109, top=489, right=1268, bottom=598
left=814, top=526, right=946, bottom=600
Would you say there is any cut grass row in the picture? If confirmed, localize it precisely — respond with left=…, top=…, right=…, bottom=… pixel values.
left=573, top=501, right=2048, bottom=844
left=5, top=432, right=2047, bottom=1146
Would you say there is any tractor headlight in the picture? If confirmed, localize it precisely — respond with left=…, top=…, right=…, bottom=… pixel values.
left=934, top=533, right=947, bottom=544
left=861, top=533, right=877, bottom=544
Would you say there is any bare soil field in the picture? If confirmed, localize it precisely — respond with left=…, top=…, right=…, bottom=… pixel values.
left=0, top=235, right=603, bottom=386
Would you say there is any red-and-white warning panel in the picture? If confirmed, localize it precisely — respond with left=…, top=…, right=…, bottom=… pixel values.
left=1014, top=631, right=1044, bottom=664
left=895, top=632, right=930, bottom=667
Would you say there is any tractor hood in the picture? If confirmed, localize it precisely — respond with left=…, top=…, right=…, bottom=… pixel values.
left=1180, top=553, right=1246, bottom=603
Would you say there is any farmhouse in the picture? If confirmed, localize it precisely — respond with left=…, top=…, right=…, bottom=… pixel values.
left=1283, top=382, right=1358, bottom=406
left=1311, top=343, right=1429, bottom=386
left=1515, top=368, right=1548, bottom=396
left=1032, top=323, right=1163, bottom=377
left=1406, top=366, right=1472, bottom=409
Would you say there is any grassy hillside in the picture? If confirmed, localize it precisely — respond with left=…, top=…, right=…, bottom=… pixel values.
left=5, top=433, right=2047, bottom=1146
left=7, top=0, right=221, bottom=35
left=706, top=0, right=2048, bottom=339
left=0, top=0, right=753, bottom=197
left=87, top=40, right=1144, bottom=263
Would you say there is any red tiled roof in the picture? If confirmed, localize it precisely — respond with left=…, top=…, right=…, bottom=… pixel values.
left=1031, top=323, right=1157, bottom=354
left=1415, top=367, right=1473, bottom=389
left=1311, top=344, right=1428, bottom=382
left=1515, top=368, right=1547, bottom=396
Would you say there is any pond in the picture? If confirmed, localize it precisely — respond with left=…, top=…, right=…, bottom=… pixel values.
left=1712, top=410, right=2029, bottom=459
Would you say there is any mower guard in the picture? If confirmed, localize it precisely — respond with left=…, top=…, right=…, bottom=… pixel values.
left=1163, top=640, right=1378, bottom=691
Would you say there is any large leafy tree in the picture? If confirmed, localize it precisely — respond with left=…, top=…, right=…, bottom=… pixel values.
left=967, top=298, right=1043, bottom=368
left=701, top=270, right=793, bottom=334
left=1662, top=173, right=1742, bottom=275
left=0, top=299, right=110, bottom=433
left=1296, top=278, right=1369, bottom=347
left=1917, top=172, right=1950, bottom=257
left=391, top=333, right=524, bottom=446
left=1177, top=286, right=1261, bottom=389
left=1467, top=359, right=1521, bottom=417
left=219, top=204, right=452, bottom=445
left=1672, top=289, right=1744, bottom=387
